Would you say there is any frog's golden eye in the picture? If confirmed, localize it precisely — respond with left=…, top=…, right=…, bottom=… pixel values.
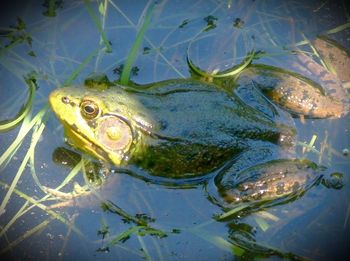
left=80, top=100, right=100, bottom=119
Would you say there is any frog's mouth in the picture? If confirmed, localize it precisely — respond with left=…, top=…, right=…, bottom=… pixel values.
left=61, top=121, right=112, bottom=164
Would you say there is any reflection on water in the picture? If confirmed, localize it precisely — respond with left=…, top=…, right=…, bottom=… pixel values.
left=0, top=0, right=350, bottom=260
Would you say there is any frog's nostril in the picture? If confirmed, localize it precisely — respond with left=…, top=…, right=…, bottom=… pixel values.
left=61, top=96, right=70, bottom=104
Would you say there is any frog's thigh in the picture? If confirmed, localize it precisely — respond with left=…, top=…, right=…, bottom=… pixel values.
left=213, top=156, right=321, bottom=207
left=214, top=145, right=280, bottom=190
left=267, top=73, right=347, bottom=118
left=313, top=36, right=350, bottom=83
left=295, top=53, right=348, bottom=103
left=234, top=78, right=294, bottom=126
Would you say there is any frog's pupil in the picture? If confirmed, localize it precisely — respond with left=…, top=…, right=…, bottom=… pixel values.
left=84, top=105, right=95, bottom=114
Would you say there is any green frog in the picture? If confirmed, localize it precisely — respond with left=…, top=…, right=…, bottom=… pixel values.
left=49, top=36, right=349, bottom=207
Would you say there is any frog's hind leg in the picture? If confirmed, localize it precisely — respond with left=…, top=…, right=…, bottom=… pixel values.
left=208, top=144, right=296, bottom=207
left=293, top=51, right=349, bottom=107
left=313, top=36, right=350, bottom=83
left=234, top=77, right=295, bottom=128
left=210, top=149, right=323, bottom=209
left=291, top=36, right=350, bottom=116
left=242, top=64, right=349, bottom=119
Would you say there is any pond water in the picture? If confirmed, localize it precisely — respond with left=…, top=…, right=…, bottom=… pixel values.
left=1, top=0, right=350, bottom=260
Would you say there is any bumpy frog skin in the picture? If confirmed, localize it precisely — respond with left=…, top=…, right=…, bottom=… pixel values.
left=49, top=36, right=350, bottom=206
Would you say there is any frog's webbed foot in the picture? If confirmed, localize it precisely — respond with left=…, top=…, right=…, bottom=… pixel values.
left=210, top=155, right=324, bottom=209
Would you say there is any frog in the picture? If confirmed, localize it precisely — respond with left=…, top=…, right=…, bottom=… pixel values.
left=49, top=35, right=349, bottom=208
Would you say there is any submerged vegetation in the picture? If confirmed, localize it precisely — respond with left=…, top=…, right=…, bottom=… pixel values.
left=0, top=0, right=350, bottom=260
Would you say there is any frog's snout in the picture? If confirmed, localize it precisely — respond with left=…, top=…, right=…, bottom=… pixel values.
left=49, top=89, right=77, bottom=115
left=49, top=89, right=64, bottom=111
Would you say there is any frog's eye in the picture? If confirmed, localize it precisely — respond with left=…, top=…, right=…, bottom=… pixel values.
left=80, top=100, right=100, bottom=119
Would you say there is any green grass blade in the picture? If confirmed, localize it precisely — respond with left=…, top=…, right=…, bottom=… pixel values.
left=324, top=22, right=350, bottom=35
left=0, top=118, right=47, bottom=215
left=120, top=2, right=155, bottom=85
left=216, top=203, right=250, bottom=220
left=0, top=76, right=36, bottom=131
left=187, top=50, right=255, bottom=78
left=0, top=219, right=52, bottom=255
left=0, top=112, right=33, bottom=168
left=63, top=47, right=101, bottom=86
left=0, top=180, right=84, bottom=237
left=0, top=39, right=23, bottom=57
left=137, top=235, right=152, bottom=261
left=0, top=202, right=31, bottom=238
left=0, top=106, right=48, bottom=168
left=109, top=226, right=143, bottom=245
left=254, top=216, right=270, bottom=232
left=190, top=228, right=245, bottom=256
left=107, top=0, right=186, bottom=78
left=0, top=105, right=48, bottom=167
left=84, top=0, right=112, bottom=53
left=47, top=160, right=83, bottom=192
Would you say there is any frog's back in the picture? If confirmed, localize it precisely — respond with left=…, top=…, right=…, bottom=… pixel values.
left=125, top=80, right=290, bottom=177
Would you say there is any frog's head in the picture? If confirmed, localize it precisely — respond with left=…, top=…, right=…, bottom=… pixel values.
left=49, top=86, right=137, bottom=165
